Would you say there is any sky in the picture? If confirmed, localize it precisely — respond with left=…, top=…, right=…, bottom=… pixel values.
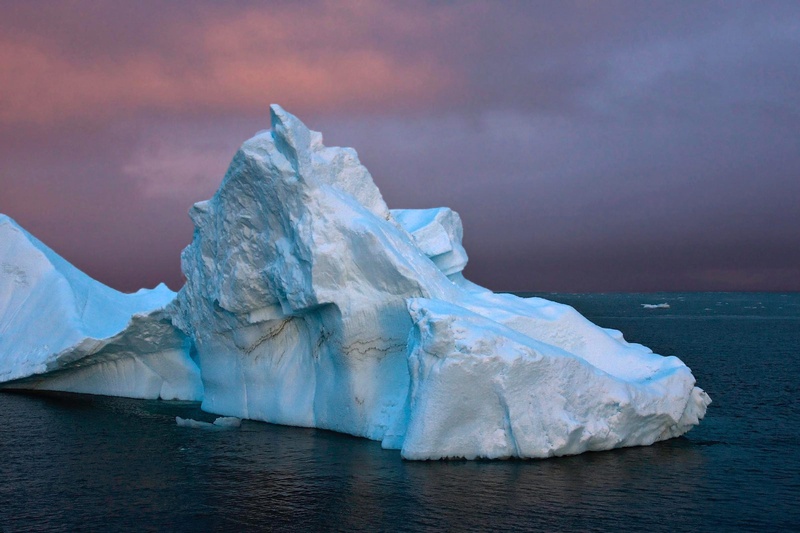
left=1, top=0, right=798, bottom=293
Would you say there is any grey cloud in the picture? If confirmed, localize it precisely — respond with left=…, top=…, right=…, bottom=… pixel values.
left=1, top=1, right=798, bottom=292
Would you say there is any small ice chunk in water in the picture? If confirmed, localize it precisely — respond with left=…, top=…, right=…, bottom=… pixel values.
left=212, top=416, right=242, bottom=428
left=176, top=416, right=241, bottom=430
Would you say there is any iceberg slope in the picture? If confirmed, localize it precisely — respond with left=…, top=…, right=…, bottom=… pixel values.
left=0, top=215, right=202, bottom=400
left=171, top=104, right=709, bottom=458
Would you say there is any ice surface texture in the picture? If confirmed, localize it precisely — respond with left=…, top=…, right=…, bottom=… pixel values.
left=168, top=105, right=710, bottom=459
left=0, top=216, right=202, bottom=400
left=0, top=105, right=709, bottom=458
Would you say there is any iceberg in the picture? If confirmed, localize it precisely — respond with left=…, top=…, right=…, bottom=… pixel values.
left=168, top=105, right=710, bottom=459
left=0, top=215, right=202, bottom=400
left=0, top=105, right=709, bottom=458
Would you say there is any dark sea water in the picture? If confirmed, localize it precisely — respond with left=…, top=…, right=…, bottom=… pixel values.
left=1, top=293, right=799, bottom=532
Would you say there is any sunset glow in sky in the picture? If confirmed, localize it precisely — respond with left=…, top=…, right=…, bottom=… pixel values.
left=2, top=1, right=798, bottom=292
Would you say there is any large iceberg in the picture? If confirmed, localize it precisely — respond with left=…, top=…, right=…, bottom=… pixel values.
left=0, top=105, right=710, bottom=458
left=0, top=215, right=202, bottom=400
left=167, top=105, right=710, bottom=459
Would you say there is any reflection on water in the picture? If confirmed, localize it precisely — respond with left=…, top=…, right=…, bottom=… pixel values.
left=1, top=293, right=799, bottom=531
left=0, top=392, right=712, bottom=532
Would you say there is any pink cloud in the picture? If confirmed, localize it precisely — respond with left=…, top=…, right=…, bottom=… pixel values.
left=0, top=2, right=458, bottom=125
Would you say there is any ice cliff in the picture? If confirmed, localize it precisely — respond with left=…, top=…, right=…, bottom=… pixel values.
left=167, top=105, right=710, bottom=459
left=0, top=105, right=710, bottom=458
left=0, top=215, right=202, bottom=400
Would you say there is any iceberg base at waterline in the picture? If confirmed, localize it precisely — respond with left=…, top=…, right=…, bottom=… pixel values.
left=0, top=104, right=710, bottom=460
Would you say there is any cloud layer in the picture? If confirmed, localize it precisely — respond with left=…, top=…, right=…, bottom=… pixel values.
left=1, top=1, right=798, bottom=291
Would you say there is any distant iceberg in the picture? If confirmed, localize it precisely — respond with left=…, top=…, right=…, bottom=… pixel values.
left=0, top=105, right=710, bottom=459
left=642, top=303, right=671, bottom=309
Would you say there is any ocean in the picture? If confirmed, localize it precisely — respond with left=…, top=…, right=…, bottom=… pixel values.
left=1, top=293, right=798, bottom=532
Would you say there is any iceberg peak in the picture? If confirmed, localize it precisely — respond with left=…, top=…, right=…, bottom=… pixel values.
left=270, top=103, right=313, bottom=174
